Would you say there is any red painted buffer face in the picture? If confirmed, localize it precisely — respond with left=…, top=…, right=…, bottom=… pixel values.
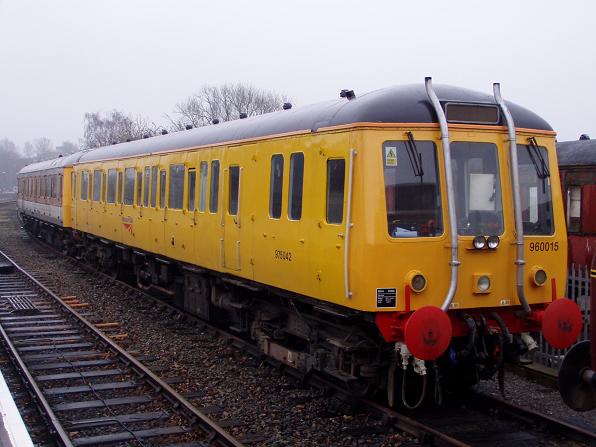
left=541, top=298, right=583, bottom=349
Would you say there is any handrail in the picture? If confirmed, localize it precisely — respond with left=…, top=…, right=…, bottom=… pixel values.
left=344, top=148, right=357, bottom=299
left=425, top=77, right=460, bottom=312
left=493, top=83, right=531, bottom=314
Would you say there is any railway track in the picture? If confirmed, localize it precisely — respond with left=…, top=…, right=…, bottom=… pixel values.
left=0, top=248, right=242, bottom=446
left=0, top=200, right=594, bottom=446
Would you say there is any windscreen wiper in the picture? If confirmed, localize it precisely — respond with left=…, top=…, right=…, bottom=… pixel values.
left=405, top=131, right=424, bottom=180
left=526, top=137, right=550, bottom=179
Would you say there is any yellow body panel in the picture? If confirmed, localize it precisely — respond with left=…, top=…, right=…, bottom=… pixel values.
left=70, top=124, right=567, bottom=313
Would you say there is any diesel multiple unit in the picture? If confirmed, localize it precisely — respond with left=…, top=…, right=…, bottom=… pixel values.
left=17, top=79, right=583, bottom=407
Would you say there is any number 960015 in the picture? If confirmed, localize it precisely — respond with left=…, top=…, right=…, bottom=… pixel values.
left=529, top=241, right=559, bottom=252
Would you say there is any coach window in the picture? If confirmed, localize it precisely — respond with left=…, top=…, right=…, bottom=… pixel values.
left=150, top=166, right=158, bottom=207
left=288, top=153, right=304, bottom=220
left=566, top=186, right=581, bottom=233
left=143, top=167, right=150, bottom=207
left=169, top=164, right=185, bottom=210
left=71, top=172, right=76, bottom=200
left=136, top=171, right=143, bottom=206
left=188, top=168, right=197, bottom=211
left=326, top=159, right=345, bottom=224
left=269, top=154, right=284, bottom=218
left=117, top=171, right=124, bottom=204
left=107, top=169, right=117, bottom=203
left=124, top=168, right=135, bottom=205
left=159, top=169, right=167, bottom=208
left=81, top=171, right=89, bottom=200
left=101, top=173, right=106, bottom=202
left=209, top=160, right=220, bottom=213
left=92, top=170, right=102, bottom=202
left=199, top=161, right=208, bottom=212
left=228, top=166, right=240, bottom=215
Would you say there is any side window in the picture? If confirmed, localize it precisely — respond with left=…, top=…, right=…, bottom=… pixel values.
left=101, top=173, right=106, bottom=202
left=136, top=171, right=143, bottom=206
left=150, top=166, right=158, bottom=207
left=81, top=171, right=89, bottom=200
left=143, top=167, right=150, bottom=207
left=269, top=154, right=284, bottom=218
left=107, top=169, right=117, bottom=203
left=567, top=186, right=581, bottom=233
left=199, top=161, right=208, bottom=212
left=159, top=169, right=166, bottom=208
left=209, top=160, right=220, bottom=213
left=188, top=168, right=197, bottom=211
left=92, top=170, right=102, bottom=202
left=228, top=166, right=240, bottom=215
left=117, top=171, right=123, bottom=204
left=288, top=153, right=304, bottom=220
left=124, top=168, right=135, bottom=205
left=71, top=172, right=76, bottom=200
left=326, top=159, right=345, bottom=224
left=168, top=164, right=185, bottom=210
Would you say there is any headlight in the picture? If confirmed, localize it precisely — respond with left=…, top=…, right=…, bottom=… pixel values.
left=407, top=271, right=427, bottom=293
left=487, top=236, right=500, bottom=249
left=532, top=267, right=547, bottom=286
left=477, top=275, right=491, bottom=292
left=473, top=235, right=487, bottom=250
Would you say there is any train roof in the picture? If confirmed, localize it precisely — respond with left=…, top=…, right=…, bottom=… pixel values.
left=19, top=84, right=553, bottom=172
left=18, top=150, right=87, bottom=174
left=556, top=139, right=596, bottom=167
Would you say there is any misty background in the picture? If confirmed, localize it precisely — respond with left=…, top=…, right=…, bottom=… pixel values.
left=1, top=0, right=595, bottom=190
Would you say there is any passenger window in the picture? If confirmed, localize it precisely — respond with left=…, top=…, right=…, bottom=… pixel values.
left=288, top=153, right=304, bottom=220
left=71, top=172, right=76, bottom=200
left=326, top=159, right=345, bottom=224
left=168, top=164, right=185, bottom=210
left=567, top=186, right=581, bottom=233
left=199, top=162, right=208, bottom=212
left=150, top=166, right=158, bottom=207
left=124, top=168, right=135, bottom=205
left=143, top=167, right=150, bottom=207
left=269, top=154, right=284, bottom=218
left=136, top=171, right=143, bottom=206
left=81, top=171, right=89, bottom=200
left=159, top=169, right=167, bottom=208
left=117, top=171, right=123, bottom=204
left=228, top=166, right=240, bottom=215
left=107, top=169, right=117, bottom=203
left=209, top=160, right=220, bottom=213
left=101, top=173, right=106, bottom=202
left=92, top=170, right=102, bottom=202
left=188, top=168, right=197, bottom=211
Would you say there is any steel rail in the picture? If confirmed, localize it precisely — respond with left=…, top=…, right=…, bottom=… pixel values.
left=0, top=248, right=243, bottom=447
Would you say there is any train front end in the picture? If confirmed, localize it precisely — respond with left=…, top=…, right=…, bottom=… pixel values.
left=349, top=80, right=582, bottom=401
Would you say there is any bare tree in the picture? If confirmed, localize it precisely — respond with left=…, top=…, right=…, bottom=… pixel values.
left=82, top=110, right=159, bottom=149
left=168, top=83, right=290, bottom=130
left=0, top=139, right=28, bottom=192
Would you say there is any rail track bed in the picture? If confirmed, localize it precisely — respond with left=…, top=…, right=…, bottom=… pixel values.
left=0, top=201, right=594, bottom=446
left=0, top=248, right=241, bottom=446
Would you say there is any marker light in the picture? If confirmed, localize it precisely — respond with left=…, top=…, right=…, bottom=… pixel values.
left=533, top=268, right=547, bottom=286
left=477, top=275, right=491, bottom=292
left=487, top=236, right=500, bottom=249
left=411, top=274, right=427, bottom=293
left=473, top=236, right=487, bottom=250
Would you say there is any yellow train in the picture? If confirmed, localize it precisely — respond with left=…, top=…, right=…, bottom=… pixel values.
left=17, top=79, right=582, bottom=406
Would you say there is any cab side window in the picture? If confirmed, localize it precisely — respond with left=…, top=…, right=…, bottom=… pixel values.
left=326, top=159, right=345, bottom=224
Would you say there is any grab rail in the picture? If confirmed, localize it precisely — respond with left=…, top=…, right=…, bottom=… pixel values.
left=425, top=77, right=460, bottom=312
left=344, top=148, right=357, bottom=299
left=493, top=83, right=531, bottom=314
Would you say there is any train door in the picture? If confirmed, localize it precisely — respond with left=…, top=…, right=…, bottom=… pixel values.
left=120, top=162, right=138, bottom=247
left=163, top=152, right=195, bottom=263
left=222, top=146, right=248, bottom=272
left=104, top=165, right=121, bottom=243
left=150, top=159, right=167, bottom=255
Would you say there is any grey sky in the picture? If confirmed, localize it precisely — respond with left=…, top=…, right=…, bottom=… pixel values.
left=1, top=0, right=594, bottom=148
